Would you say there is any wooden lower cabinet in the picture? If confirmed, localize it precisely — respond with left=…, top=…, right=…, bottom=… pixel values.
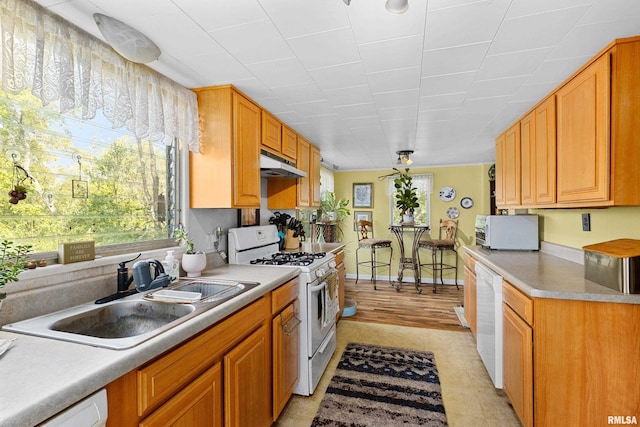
left=224, top=325, right=271, bottom=427
left=140, top=363, right=223, bottom=427
left=463, top=255, right=476, bottom=338
left=105, top=292, right=284, bottom=427
left=502, top=303, right=533, bottom=427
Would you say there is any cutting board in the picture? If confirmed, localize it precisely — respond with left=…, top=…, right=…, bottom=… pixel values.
left=582, top=238, right=640, bottom=258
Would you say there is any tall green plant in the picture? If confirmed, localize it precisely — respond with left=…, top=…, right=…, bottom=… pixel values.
left=319, top=191, right=351, bottom=222
left=393, top=168, right=419, bottom=215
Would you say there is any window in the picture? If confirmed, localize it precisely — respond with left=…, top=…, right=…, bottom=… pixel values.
left=0, top=89, right=176, bottom=254
left=388, top=173, right=433, bottom=226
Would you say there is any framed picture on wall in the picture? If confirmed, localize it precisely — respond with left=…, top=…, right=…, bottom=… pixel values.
left=353, top=211, right=372, bottom=230
left=353, top=183, right=373, bottom=208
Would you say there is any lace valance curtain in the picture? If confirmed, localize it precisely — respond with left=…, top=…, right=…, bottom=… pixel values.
left=0, top=0, right=199, bottom=152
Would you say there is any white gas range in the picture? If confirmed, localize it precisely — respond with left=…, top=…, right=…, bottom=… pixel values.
left=228, top=225, right=339, bottom=396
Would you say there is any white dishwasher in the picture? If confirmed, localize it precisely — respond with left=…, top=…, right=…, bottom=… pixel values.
left=40, top=389, right=108, bottom=427
left=475, top=262, right=503, bottom=389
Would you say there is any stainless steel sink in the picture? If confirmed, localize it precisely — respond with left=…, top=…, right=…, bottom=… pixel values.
left=2, top=278, right=260, bottom=349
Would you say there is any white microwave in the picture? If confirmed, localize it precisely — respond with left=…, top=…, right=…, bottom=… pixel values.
left=475, top=215, right=539, bottom=250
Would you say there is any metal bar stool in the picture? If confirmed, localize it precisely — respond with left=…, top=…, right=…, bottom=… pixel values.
left=417, top=219, right=459, bottom=293
left=355, top=220, right=393, bottom=290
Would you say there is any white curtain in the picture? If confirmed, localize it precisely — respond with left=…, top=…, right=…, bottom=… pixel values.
left=387, top=173, right=433, bottom=195
left=0, top=0, right=199, bottom=152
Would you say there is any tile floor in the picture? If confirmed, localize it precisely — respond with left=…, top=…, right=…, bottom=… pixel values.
left=274, top=320, right=521, bottom=427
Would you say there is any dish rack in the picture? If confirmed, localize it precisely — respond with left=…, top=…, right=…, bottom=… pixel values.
left=144, top=278, right=259, bottom=304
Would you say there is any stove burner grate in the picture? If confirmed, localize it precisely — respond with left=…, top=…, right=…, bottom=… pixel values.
left=250, top=252, right=327, bottom=266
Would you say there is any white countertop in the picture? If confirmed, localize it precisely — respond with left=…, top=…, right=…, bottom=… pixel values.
left=463, top=245, right=640, bottom=304
left=0, top=264, right=300, bottom=427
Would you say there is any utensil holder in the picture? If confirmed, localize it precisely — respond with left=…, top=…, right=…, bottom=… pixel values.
left=284, top=230, right=300, bottom=249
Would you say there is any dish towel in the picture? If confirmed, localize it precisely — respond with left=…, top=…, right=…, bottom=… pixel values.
left=322, top=277, right=340, bottom=328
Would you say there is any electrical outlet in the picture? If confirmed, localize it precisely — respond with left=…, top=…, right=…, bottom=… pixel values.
left=582, top=213, right=591, bottom=232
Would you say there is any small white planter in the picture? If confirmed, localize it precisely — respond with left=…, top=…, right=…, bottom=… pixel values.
left=402, top=214, right=415, bottom=224
left=181, top=253, right=207, bottom=277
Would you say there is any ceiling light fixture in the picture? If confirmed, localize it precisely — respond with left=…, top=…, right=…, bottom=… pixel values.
left=396, top=150, right=414, bottom=165
left=94, top=13, right=161, bottom=63
left=386, top=0, right=409, bottom=14
left=343, top=0, right=351, bottom=5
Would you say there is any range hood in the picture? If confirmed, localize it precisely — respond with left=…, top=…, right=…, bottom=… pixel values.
left=260, top=152, right=306, bottom=179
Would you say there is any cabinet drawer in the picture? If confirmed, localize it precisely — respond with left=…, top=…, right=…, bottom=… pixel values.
left=334, top=250, right=345, bottom=265
left=503, top=280, right=533, bottom=325
left=271, top=278, right=299, bottom=315
left=464, top=254, right=476, bottom=271
left=138, top=297, right=268, bottom=417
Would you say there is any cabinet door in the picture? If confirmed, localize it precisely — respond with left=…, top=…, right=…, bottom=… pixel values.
left=233, top=92, right=261, bottom=207
left=503, top=304, right=533, bottom=427
left=534, top=96, right=557, bottom=204
left=495, top=133, right=506, bottom=206
left=272, top=302, right=300, bottom=421
left=556, top=54, right=610, bottom=203
left=140, top=363, right=223, bottom=427
left=297, top=136, right=311, bottom=207
left=311, top=144, right=321, bottom=207
left=520, top=112, right=535, bottom=205
left=463, top=265, right=477, bottom=338
left=261, top=110, right=282, bottom=154
left=504, top=123, right=521, bottom=205
left=224, top=325, right=271, bottom=427
left=281, top=125, right=298, bottom=162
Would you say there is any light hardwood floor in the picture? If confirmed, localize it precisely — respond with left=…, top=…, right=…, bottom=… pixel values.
left=273, top=279, right=521, bottom=427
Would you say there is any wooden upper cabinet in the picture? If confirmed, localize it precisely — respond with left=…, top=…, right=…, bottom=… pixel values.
left=520, top=112, right=535, bottom=205
left=503, top=123, right=521, bottom=206
left=190, top=85, right=260, bottom=208
left=261, top=110, right=282, bottom=154
left=297, top=136, right=311, bottom=208
left=534, top=96, right=557, bottom=204
left=311, top=144, right=321, bottom=207
left=281, top=125, right=298, bottom=162
left=556, top=53, right=610, bottom=203
left=494, top=132, right=506, bottom=206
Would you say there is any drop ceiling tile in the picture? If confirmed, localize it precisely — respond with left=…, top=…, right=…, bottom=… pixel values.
left=333, top=103, right=378, bottom=119
left=420, top=71, right=476, bottom=97
left=174, top=0, right=267, bottom=31
left=367, top=67, right=421, bottom=94
left=287, top=99, right=335, bottom=118
left=347, top=0, right=427, bottom=44
left=475, top=48, right=553, bottom=81
left=323, top=85, right=374, bottom=107
left=526, top=56, right=592, bottom=85
left=379, top=105, right=419, bottom=121
left=211, top=20, right=294, bottom=64
left=417, top=108, right=461, bottom=123
left=189, top=52, right=254, bottom=84
left=287, top=27, right=360, bottom=69
left=308, top=62, right=369, bottom=91
left=359, top=35, right=423, bottom=73
left=488, top=6, right=590, bottom=55
left=580, top=0, right=640, bottom=24
left=245, top=58, right=312, bottom=88
left=269, top=83, right=326, bottom=105
left=422, top=42, right=491, bottom=77
left=259, top=0, right=349, bottom=38
left=505, top=0, right=595, bottom=19
left=419, top=93, right=466, bottom=111
left=467, top=75, right=530, bottom=99
left=373, top=89, right=420, bottom=109
left=424, top=0, right=511, bottom=50
left=547, top=19, right=640, bottom=60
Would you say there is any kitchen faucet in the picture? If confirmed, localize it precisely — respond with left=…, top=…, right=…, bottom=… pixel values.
left=95, top=254, right=141, bottom=304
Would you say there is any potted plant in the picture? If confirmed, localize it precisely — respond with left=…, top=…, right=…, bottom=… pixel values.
left=393, top=168, right=419, bottom=223
left=0, top=240, right=32, bottom=307
left=319, top=191, right=351, bottom=242
left=174, top=225, right=206, bottom=277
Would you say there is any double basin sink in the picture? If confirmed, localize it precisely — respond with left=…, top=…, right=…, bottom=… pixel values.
left=3, top=278, right=260, bottom=350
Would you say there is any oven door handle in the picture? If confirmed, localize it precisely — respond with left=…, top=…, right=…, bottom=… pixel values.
left=309, top=280, right=327, bottom=293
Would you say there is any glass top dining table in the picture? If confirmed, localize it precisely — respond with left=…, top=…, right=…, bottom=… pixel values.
left=388, top=223, right=430, bottom=293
